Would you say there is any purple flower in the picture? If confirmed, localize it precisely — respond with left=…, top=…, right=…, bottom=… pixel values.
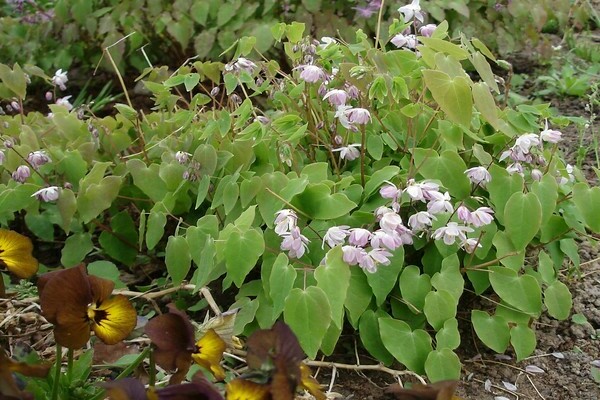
left=32, top=186, right=60, bottom=202
left=52, top=69, right=68, bottom=91
left=45, top=91, right=53, bottom=101
left=274, top=209, right=298, bottom=235
left=370, top=229, right=402, bottom=250
left=408, top=211, right=436, bottom=231
left=398, top=0, right=424, bottom=22
left=346, top=85, right=360, bottom=100
left=432, top=222, right=473, bottom=245
left=298, top=65, right=326, bottom=83
left=396, top=224, right=414, bottom=245
left=427, top=191, right=454, bottom=214
left=175, top=151, right=190, bottom=164
left=419, top=24, right=437, bottom=37
left=12, top=165, right=31, bottom=183
left=468, top=207, right=494, bottom=227
left=332, top=144, right=361, bottom=161
left=391, top=34, right=418, bottom=49
left=342, top=245, right=367, bottom=266
left=506, top=163, right=524, bottom=176
left=27, top=150, right=51, bottom=169
left=347, top=108, right=371, bottom=125
left=280, top=226, right=310, bottom=259
left=254, top=116, right=270, bottom=125
left=465, top=166, right=492, bottom=186
left=348, top=228, right=372, bottom=247
left=322, top=225, right=350, bottom=249
left=334, top=105, right=354, bottom=130
left=323, top=89, right=348, bottom=106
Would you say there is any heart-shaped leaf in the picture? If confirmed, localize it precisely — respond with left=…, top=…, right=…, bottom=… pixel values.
left=504, top=192, right=542, bottom=250
left=425, top=349, right=461, bottom=382
left=284, top=286, right=331, bottom=358
left=544, top=280, right=572, bottom=320
left=292, top=183, right=357, bottom=220
left=471, top=310, right=510, bottom=353
left=510, top=324, right=536, bottom=361
left=379, top=318, right=432, bottom=374
left=400, top=265, right=431, bottom=312
left=489, top=266, right=542, bottom=316
left=315, top=246, right=351, bottom=328
left=224, top=228, right=265, bottom=287
left=572, top=183, right=600, bottom=232
left=422, top=70, right=472, bottom=127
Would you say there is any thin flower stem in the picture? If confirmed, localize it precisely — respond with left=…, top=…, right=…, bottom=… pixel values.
left=264, top=187, right=311, bottom=219
left=50, top=343, right=62, bottom=400
left=149, top=349, right=156, bottom=387
left=360, top=125, right=366, bottom=188
left=66, top=348, right=74, bottom=384
left=374, top=0, right=386, bottom=50
left=115, top=346, right=150, bottom=380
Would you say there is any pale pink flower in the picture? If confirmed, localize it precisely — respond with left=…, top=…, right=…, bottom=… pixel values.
left=461, top=238, right=482, bottom=254
left=427, top=191, right=454, bottom=214
left=319, top=37, right=337, bottom=49
left=332, top=144, right=361, bottom=161
left=531, top=169, right=543, bottom=181
left=234, top=57, right=257, bottom=73
left=515, top=133, right=540, bottom=154
left=12, top=165, right=31, bottom=183
left=334, top=105, right=354, bottom=130
left=405, top=179, right=440, bottom=202
left=0, top=150, right=4, bottom=165
left=398, top=0, right=424, bottom=22
left=55, top=95, right=73, bottom=111
left=31, top=186, right=60, bottom=202
left=468, top=207, right=494, bottom=227
left=280, top=226, right=310, bottom=259
left=540, top=120, right=562, bottom=143
left=274, top=209, right=298, bottom=235
left=396, top=224, right=414, bottom=245
left=348, top=228, right=372, bottom=247
left=298, top=65, right=326, bottom=83
left=346, top=85, right=360, bottom=99
left=27, top=150, right=51, bottom=169
left=408, top=211, right=436, bottom=231
left=323, top=89, right=348, bottom=106
left=391, top=33, right=418, bottom=49
left=456, top=205, right=471, bottom=223
left=375, top=206, right=395, bottom=220
left=419, top=24, right=437, bottom=37
left=175, top=151, right=191, bottom=164
left=506, top=163, right=524, bottom=176
left=322, top=225, right=350, bottom=249
left=360, top=248, right=393, bottom=273
left=52, top=69, right=68, bottom=91
left=347, top=108, right=371, bottom=125
left=342, top=245, right=367, bottom=266
left=433, top=222, right=474, bottom=245
left=380, top=211, right=403, bottom=232
left=370, top=229, right=402, bottom=250
left=380, top=182, right=401, bottom=201
left=465, top=166, right=492, bottom=186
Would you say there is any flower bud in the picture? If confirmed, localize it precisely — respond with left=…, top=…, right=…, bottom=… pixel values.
left=210, top=87, right=220, bottom=97
left=12, top=165, right=31, bottom=183
left=45, top=91, right=53, bottom=101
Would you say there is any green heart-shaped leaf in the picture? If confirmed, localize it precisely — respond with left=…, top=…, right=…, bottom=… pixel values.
left=489, top=266, right=542, bottom=316
left=379, top=318, right=432, bottom=374
left=471, top=310, right=510, bottom=353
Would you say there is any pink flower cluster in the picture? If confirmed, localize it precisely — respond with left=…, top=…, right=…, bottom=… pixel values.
left=499, top=120, right=563, bottom=180
left=274, top=209, right=310, bottom=259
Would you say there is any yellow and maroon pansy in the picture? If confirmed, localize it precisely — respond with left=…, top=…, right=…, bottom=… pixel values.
left=37, top=264, right=137, bottom=349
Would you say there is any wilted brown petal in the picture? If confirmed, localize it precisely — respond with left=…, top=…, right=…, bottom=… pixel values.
left=0, top=351, right=50, bottom=399
left=103, top=378, right=148, bottom=400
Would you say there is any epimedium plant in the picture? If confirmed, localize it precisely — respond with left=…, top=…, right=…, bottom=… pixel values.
left=1, top=3, right=599, bottom=385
